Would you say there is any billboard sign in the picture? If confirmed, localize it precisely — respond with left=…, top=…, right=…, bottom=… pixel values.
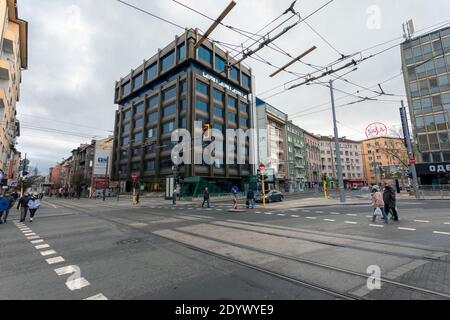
left=93, top=148, right=111, bottom=176
left=365, top=122, right=388, bottom=138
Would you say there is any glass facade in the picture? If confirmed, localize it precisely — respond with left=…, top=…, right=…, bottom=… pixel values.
left=402, top=26, right=450, bottom=163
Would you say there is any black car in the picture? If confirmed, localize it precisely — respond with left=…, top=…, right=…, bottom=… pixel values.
left=255, top=190, right=284, bottom=203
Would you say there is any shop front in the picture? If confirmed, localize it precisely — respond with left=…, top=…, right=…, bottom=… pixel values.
left=416, top=162, right=450, bottom=186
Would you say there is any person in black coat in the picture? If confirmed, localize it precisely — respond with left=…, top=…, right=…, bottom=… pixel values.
left=383, top=184, right=399, bottom=221
left=17, top=193, right=31, bottom=223
left=202, top=188, right=210, bottom=208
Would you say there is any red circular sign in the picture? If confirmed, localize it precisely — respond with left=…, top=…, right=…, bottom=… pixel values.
left=131, top=172, right=140, bottom=180
left=409, top=158, right=416, bottom=165
left=259, top=164, right=266, bottom=173
left=365, top=122, right=388, bottom=138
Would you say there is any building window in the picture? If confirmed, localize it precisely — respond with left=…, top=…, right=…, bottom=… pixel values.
left=134, top=117, right=144, bottom=129
left=133, top=73, right=143, bottom=88
left=180, top=80, right=187, bottom=93
left=122, top=137, right=130, bottom=146
left=132, top=147, right=141, bottom=157
left=198, top=45, right=213, bottom=65
left=163, top=103, right=177, bottom=117
left=147, top=127, right=157, bottom=138
left=240, top=118, right=248, bottom=127
left=120, top=150, right=128, bottom=160
left=146, top=144, right=156, bottom=153
left=135, top=102, right=144, bottom=115
left=229, top=67, right=239, bottom=81
left=162, top=122, right=175, bottom=134
left=178, top=43, right=186, bottom=61
left=240, top=102, right=249, bottom=113
left=196, top=99, right=208, bottom=113
left=161, top=50, right=175, bottom=72
left=196, top=81, right=209, bottom=95
left=122, top=81, right=131, bottom=96
left=213, top=89, right=224, bottom=102
left=145, top=160, right=156, bottom=171
left=146, top=63, right=157, bottom=80
left=134, top=132, right=143, bottom=144
left=227, top=113, right=237, bottom=124
left=213, top=106, right=223, bottom=117
left=213, top=123, right=223, bottom=132
left=228, top=96, right=237, bottom=108
left=148, top=111, right=159, bottom=123
left=120, top=165, right=128, bottom=174
left=122, top=123, right=131, bottom=133
left=242, top=73, right=250, bottom=88
left=180, top=117, right=187, bottom=129
left=163, top=86, right=177, bottom=101
left=147, top=95, right=159, bottom=108
left=124, top=109, right=132, bottom=120
left=215, top=55, right=226, bottom=73
left=160, top=157, right=173, bottom=167
left=180, top=99, right=187, bottom=111
left=131, top=163, right=140, bottom=172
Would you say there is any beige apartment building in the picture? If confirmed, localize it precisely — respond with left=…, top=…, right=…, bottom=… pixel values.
left=0, top=0, right=27, bottom=177
left=361, top=137, right=409, bottom=186
left=304, top=131, right=322, bottom=188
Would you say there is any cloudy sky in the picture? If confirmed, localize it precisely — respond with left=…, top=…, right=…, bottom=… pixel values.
left=17, top=0, right=450, bottom=173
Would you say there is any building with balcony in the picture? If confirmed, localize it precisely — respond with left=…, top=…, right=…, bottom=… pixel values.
left=256, top=98, right=289, bottom=191
left=401, top=26, right=450, bottom=185
left=361, top=136, right=409, bottom=186
left=0, top=0, right=27, bottom=173
left=112, top=29, right=254, bottom=194
left=319, top=136, right=364, bottom=188
left=286, top=121, right=306, bottom=192
left=304, top=131, right=322, bottom=188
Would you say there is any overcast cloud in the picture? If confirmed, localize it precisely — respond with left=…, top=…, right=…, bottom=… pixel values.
left=17, top=0, right=450, bottom=173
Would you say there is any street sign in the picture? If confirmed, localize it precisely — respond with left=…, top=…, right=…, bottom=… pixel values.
left=409, top=158, right=417, bottom=165
left=131, top=172, right=140, bottom=180
left=259, top=163, right=266, bottom=174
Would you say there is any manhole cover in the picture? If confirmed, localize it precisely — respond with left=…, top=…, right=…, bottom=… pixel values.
left=117, top=238, right=142, bottom=245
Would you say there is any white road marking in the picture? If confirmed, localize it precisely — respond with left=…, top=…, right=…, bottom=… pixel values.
left=256, top=212, right=262, bottom=214
left=414, top=220, right=430, bottom=223
left=21, top=229, right=32, bottom=232
left=330, top=212, right=341, bottom=215
left=316, top=211, right=324, bottom=214
left=346, top=214, right=357, bottom=217
left=265, top=212, right=274, bottom=215
left=66, top=278, right=90, bottom=291
left=433, top=231, right=450, bottom=236
left=444, top=222, right=450, bottom=225
left=31, top=240, right=44, bottom=244
left=40, top=250, right=57, bottom=257
left=289, top=209, right=298, bottom=212
left=366, top=215, right=373, bottom=218
left=27, top=236, right=40, bottom=240
left=370, top=224, right=384, bottom=228
left=46, top=257, right=65, bottom=265
left=129, top=223, right=148, bottom=228
left=24, top=233, right=36, bottom=236
left=324, top=219, right=336, bottom=222
left=302, top=210, right=310, bottom=213
left=306, top=217, right=317, bottom=220
left=84, top=293, right=108, bottom=301
left=345, top=221, right=358, bottom=225
left=291, top=215, right=300, bottom=218
left=277, top=214, right=286, bottom=217
left=35, top=244, right=50, bottom=250
left=398, top=227, right=416, bottom=231
left=55, top=266, right=78, bottom=276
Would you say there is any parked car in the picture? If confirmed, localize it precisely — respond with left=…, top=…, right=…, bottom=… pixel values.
left=360, top=186, right=371, bottom=192
left=255, top=190, right=284, bottom=203
left=351, top=185, right=360, bottom=191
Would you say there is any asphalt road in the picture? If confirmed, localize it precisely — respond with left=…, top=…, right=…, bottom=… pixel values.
left=1, top=195, right=450, bottom=300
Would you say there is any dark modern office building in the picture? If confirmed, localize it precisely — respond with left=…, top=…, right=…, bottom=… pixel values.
left=401, top=26, right=450, bottom=184
left=112, top=29, right=254, bottom=193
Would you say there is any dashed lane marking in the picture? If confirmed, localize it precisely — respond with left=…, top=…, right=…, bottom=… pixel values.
left=306, top=217, right=317, bottom=220
left=84, top=293, right=108, bottom=301
left=398, top=227, right=416, bottom=231
left=35, top=244, right=50, bottom=250
left=316, top=211, right=324, bottom=214
left=414, top=220, right=430, bottom=223
left=31, top=240, right=44, bottom=244
left=46, top=257, right=65, bottom=265
left=24, top=233, right=36, bottom=236
left=277, top=214, right=286, bottom=217
left=55, top=266, right=78, bottom=276
left=444, top=222, right=450, bottom=225
left=40, top=250, right=57, bottom=257
left=330, top=212, right=341, bottom=215
left=370, top=224, right=384, bottom=228
left=302, top=210, right=311, bottom=213
left=291, top=215, right=300, bottom=218
left=345, top=221, right=358, bottom=225
left=324, top=219, right=336, bottom=222
left=128, top=223, right=148, bottom=228
left=27, top=236, right=40, bottom=240
left=346, top=214, right=357, bottom=217
left=433, top=231, right=450, bottom=236
left=65, top=278, right=91, bottom=291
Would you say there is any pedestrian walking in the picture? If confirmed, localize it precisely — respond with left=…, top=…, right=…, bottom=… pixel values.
left=383, top=183, right=399, bottom=221
left=247, top=189, right=255, bottom=209
left=1, top=193, right=15, bottom=224
left=231, top=186, right=239, bottom=210
left=27, top=194, right=41, bottom=223
left=371, top=186, right=388, bottom=224
left=0, top=194, right=10, bottom=225
left=202, top=187, right=210, bottom=208
left=17, top=193, right=31, bottom=223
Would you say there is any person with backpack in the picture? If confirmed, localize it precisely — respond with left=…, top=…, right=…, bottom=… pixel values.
left=27, top=195, right=41, bottom=223
left=17, top=193, right=31, bottom=223
left=371, top=186, right=388, bottom=224
left=383, top=183, right=399, bottom=221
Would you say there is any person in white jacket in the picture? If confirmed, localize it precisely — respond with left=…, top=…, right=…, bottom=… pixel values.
left=27, top=195, right=41, bottom=223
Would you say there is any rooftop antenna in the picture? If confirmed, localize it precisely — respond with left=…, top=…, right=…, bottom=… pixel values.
left=402, top=19, right=415, bottom=40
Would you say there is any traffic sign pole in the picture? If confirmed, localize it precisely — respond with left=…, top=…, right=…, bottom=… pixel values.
left=259, top=164, right=266, bottom=208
